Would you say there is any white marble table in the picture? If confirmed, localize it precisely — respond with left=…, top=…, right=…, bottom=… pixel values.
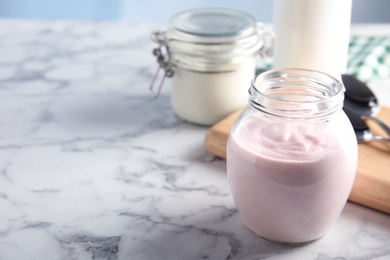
left=0, top=19, right=389, bottom=260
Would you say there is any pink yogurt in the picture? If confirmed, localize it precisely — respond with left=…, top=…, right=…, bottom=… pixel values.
left=227, top=118, right=357, bottom=243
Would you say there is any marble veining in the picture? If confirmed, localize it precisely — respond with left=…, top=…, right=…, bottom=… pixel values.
left=0, top=19, right=390, bottom=260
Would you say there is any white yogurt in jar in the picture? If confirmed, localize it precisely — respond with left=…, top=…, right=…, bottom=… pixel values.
left=171, top=58, right=255, bottom=125
left=150, top=8, right=274, bottom=125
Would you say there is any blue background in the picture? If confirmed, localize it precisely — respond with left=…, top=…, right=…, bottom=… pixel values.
left=0, top=0, right=389, bottom=23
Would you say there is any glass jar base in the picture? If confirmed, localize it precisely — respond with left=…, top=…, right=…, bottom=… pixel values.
left=248, top=228, right=324, bottom=246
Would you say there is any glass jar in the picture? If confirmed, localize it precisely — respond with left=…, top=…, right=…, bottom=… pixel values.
left=226, top=68, right=358, bottom=244
left=150, top=8, right=274, bottom=125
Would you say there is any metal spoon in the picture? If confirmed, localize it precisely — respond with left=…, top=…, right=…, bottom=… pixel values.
left=342, top=74, right=390, bottom=142
left=342, top=74, right=379, bottom=116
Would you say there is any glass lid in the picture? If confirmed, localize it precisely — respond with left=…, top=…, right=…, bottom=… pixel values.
left=170, top=8, right=256, bottom=38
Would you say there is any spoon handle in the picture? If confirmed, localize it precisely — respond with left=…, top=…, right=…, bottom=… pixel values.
left=359, top=137, right=390, bottom=143
left=364, top=116, right=390, bottom=137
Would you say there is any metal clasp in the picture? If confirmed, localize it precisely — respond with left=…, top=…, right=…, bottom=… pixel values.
left=256, top=22, right=275, bottom=58
left=149, top=31, right=174, bottom=99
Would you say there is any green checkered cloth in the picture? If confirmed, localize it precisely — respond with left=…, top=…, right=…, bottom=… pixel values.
left=347, top=36, right=390, bottom=81
left=256, top=35, right=390, bottom=82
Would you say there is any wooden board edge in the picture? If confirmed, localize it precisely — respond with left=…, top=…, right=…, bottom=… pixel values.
left=349, top=173, right=390, bottom=214
left=205, top=128, right=228, bottom=159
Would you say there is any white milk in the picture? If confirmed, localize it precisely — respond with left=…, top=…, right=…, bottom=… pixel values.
left=273, top=0, right=353, bottom=79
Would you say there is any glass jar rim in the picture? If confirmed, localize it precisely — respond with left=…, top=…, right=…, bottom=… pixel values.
left=249, top=68, right=344, bottom=119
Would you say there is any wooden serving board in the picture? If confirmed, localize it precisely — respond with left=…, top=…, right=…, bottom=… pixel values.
left=205, top=107, right=390, bottom=214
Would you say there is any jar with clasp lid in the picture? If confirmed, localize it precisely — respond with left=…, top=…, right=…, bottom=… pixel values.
left=149, top=8, right=274, bottom=125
